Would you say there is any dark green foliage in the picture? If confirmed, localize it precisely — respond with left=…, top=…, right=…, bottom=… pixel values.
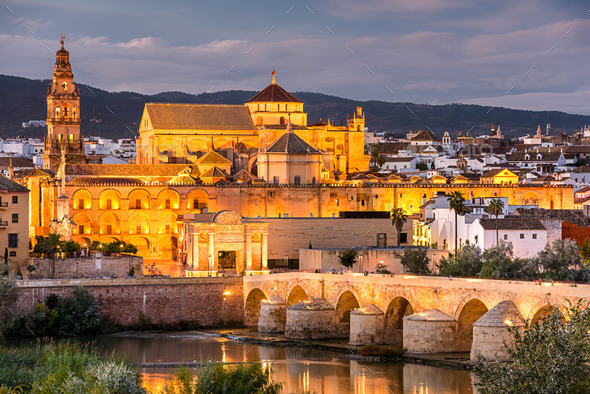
left=0, top=342, right=144, bottom=393
left=164, top=363, right=282, bottom=394
left=0, top=276, right=19, bottom=342
left=437, top=245, right=483, bottom=277
left=338, top=249, right=358, bottom=269
left=416, top=161, right=428, bottom=171
left=399, top=247, right=431, bottom=275
left=479, top=241, right=526, bottom=279
left=475, top=302, right=590, bottom=393
left=89, top=241, right=101, bottom=251
left=534, top=239, right=588, bottom=282
left=375, top=262, right=391, bottom=274
left=60, top=241, right=81, bottom=257
left=10, top=287, right=113, bottom=338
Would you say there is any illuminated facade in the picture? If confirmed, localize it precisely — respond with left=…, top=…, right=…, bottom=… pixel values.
left=43, top=38, right=85, bottom=171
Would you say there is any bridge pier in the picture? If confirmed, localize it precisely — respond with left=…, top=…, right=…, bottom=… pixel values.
left=349, top=304, right=384, bottom=345
left=285, top=298, right=341, bottom=339
left=471, top=300, right=524, bottom=361
left=403, top=309, right=458, bottom=353
left=258, top=295, right=287, bottom=333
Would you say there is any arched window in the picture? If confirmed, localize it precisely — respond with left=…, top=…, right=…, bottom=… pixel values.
left=55, top=108, right=60, bottom=118
left=62, top=81, right=67, bottom=91
left=280, top=117, right=286, bottom=125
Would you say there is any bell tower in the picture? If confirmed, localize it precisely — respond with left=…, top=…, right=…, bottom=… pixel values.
left=43, top=36, right=85, bottom=170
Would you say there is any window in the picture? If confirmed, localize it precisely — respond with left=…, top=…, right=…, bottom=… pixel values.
left=193, top=200, right=200, bottom=209
left=520, top=233, right=524, bottom=239
left=78, top=199, right=84, bottom=209
left=144, top=119, right=148, bottom=128
left=165, top=224, right=170, bottom=234
left=62, top=81, right=67, bottom=90
left=335, top=199, right=340, bottom=207
left=8, top=234, right=17, bottom=248
left=136, top=225, right=142, bottom=235
left=532, top=234, right=537, bottom=239
left=106, top=199, right=112, bottom=209
left=106, top=225, right=112, bottom=235
left=165, top=199, right=171, bottom=209
left=69, top=134, right=74, bottom=142
left=361, top=199, right=365, bottom=207
left=9, top=251, right=16, bottom=257
left=377, top=233, right=387, bottom=248
left=504, top=234, right=508, bottom=240
left=11, top=214, right=18, bottom=223
left=12, top=196, right=17, bottom=204
left=399, top=233, right=408, bottom=244
left=79, top=225, right=85, bottom=234
left=294, top=176, right=301, bottom=185
left=135, top=199, right=141, bottom=209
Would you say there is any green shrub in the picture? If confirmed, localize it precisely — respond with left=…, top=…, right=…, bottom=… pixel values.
left=163, top=363, right=282, bottom=394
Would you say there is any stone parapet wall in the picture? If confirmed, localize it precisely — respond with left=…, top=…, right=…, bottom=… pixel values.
left=26, top=256, right=143, bottom=279
left=15, top=277, right=244, bottom=327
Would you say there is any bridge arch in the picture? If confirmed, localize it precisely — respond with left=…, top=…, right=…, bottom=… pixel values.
left=286, top=283, right=310, bottom=306
left=456, top=298, right=489, bottom=351
left=453, top=291, right=494, bottom=320
left=335, top=290, right=360, bottom=324
left=383, top=296, right=414, bottom=344
left=527, top=298, right=567, bottom=324
left=245, top=288, right=268, bottom=326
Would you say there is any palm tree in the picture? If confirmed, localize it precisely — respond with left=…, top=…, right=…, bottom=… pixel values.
left=447, top=191, right=466, bottom=256
left=390, top=207, right=408, bottom=246
left=39, top=233, right=62, bottom=278
left=487, top=198, right=505, bottom=246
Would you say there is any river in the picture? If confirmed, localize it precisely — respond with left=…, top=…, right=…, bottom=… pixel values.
left=92, top=332, right=475, bottom=394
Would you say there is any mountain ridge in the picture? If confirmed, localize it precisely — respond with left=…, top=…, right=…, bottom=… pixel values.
left=1, top=74, right=588, bottom=139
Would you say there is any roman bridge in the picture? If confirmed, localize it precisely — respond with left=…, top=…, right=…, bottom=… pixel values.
left=243, top=273, right=590, bottom=358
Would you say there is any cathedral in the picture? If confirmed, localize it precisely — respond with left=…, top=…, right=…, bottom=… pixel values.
left=24, top=39, right=574, bottom=268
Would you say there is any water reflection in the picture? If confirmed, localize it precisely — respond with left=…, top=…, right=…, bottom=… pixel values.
left=94, top=332, right=474, bottom=394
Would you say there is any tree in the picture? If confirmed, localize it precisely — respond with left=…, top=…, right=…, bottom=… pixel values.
left=38, top=233, right=62, bottom=278
left=479, top=241, right=526, bottom=279
left=447, top=191, right=466, bottom=255
left=89, top=241, right=101, bottom=251
left=535, top=239, right=588, bottom=282
left=0, top=274, right=19, bottom=342
left=122, top=243, right=138, bottom=254
left=61, top=240, right=81, bottom=258
left=581, top=237, right=590, bottom=266
left=416, top=161, right=428, bottom=171
left=338, top=249, right=358, bottom=269
left=475, top=302, right=590, bottom=393
left=390, top=206, right=408, bottom=246
left=436, top=244, right=483, bottom=277
left=375, top=261, right=391, bottom=274
left=399, top=247, right=431, bottom=275
left=487, top=198, right=505, bottom=246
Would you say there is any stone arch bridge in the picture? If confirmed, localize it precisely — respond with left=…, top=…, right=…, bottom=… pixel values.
left=244, top=273, right=590, bottom=355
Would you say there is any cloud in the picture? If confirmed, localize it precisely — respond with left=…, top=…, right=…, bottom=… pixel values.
left=0, top=13, right=588, bottom=117
left=323, top=0, right=464, bottom=18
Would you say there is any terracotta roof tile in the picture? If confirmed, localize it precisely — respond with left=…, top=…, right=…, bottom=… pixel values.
left=145, top=103, right=256, bottom=131
left=0, top=176, right=29, bottom=192
left=479, top=218, right=545, bottom=231
left=196, top=151, right=232, bottom=166
left=65, top=164, right=195, bottom=177
left=265, top=132, right=318, bottom=154
left=246, top=83, right=301, bottom=103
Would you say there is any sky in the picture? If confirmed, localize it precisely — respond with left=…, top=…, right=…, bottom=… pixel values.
left=1, top=0, right=589, bottom=115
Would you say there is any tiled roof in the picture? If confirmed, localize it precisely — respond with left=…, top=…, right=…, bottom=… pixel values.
left=481, top=168, right=506, bottom=177
left=145, top=103, right=256, bottom=131
left=196, top=151, right=232, bottom=166
left=0, top=176, right=29, bottom=192
left=479, top=218, right=545, bottom=231
left=200, top=166, right=228, bottom=178
left=379, top=142, right=409, bottom=155
left=506, top=151, right=562, bottom=162
left=573, top=165, right=590, bottom=173
left=411, top=129, right=441, bottom=142
left=246, top=82, right=301, bottom=103
left=232, top=169, right=256, bottom=182
left=511, top=208, right=590, bottom=227
left=65, top=164, right=195, bottom=177
left=0, top=157, right=36, bottom=168
left=265, top=132, right=318, bottom=154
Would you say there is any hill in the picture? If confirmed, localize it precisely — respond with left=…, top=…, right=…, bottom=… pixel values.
left=0, top=74, right=588, bottom=139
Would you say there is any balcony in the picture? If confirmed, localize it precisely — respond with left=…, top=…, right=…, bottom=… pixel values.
left=0, top=221, right=7, bottom=227
left=0, top=201, right=7, bottom=209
